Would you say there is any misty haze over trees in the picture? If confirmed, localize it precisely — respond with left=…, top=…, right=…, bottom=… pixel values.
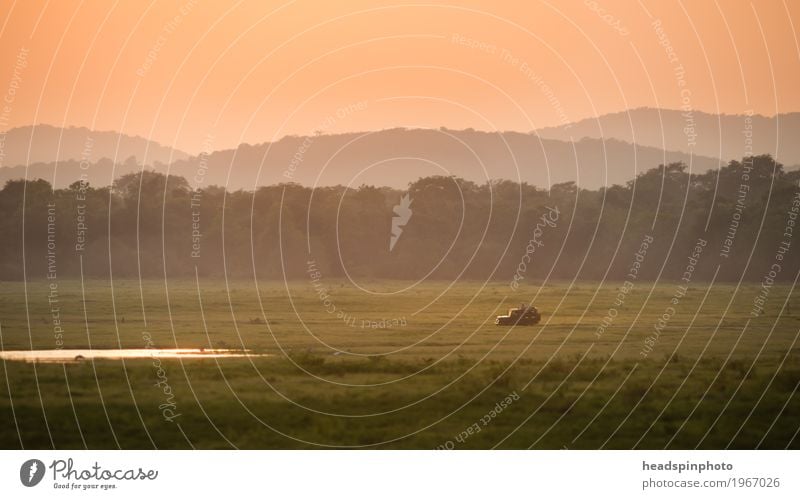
left=4, top=110, right=799, bottom=191
left=1, top=154, right=797, bottom=284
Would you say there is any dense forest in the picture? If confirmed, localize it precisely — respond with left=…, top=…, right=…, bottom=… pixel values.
left=0, top=154, right=797, bottom=283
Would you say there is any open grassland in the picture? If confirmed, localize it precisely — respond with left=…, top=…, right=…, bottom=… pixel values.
left=0, top=279, right=798, bottom=449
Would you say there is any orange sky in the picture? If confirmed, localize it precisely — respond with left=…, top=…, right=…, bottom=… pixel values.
left=1, top=0, right=798, bottom=154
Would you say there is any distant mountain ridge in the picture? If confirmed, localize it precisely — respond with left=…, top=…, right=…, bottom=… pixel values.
left=0, top=127, right=726, bottom=190
left=2, top=108, right=797, bottom=189
left=0, top=124, right=188, bottom=169
left=534, top=108, right=800, bottom=168
left=160, top=128, right=722, bottom=190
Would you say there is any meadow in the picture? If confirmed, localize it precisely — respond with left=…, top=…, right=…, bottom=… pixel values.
left=0, top=279, right=798, bottom=449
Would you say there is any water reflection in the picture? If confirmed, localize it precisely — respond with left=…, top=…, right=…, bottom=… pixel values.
left=0, top=349, right=261, bottom=363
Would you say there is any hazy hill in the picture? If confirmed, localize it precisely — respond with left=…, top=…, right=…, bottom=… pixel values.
left=0, top=124, right=188, bottom=169
left=0, top=127, right=722, bottom=189
left=0, top=157, right=145, bottom=189
left=534, top=108, right=800, bottom=168
left=3, top=116, right=775, bottom=189
left=164, top=128, right=721, bottom=190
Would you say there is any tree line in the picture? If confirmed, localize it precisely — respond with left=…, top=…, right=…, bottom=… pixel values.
left=0, top=154, right=797, bottom=283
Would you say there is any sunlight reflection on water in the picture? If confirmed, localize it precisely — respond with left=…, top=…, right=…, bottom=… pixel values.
left=0, top=349, right=263, bottom=363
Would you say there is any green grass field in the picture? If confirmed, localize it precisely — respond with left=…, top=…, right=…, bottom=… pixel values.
left=1, top=279, right=798, bottom=449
